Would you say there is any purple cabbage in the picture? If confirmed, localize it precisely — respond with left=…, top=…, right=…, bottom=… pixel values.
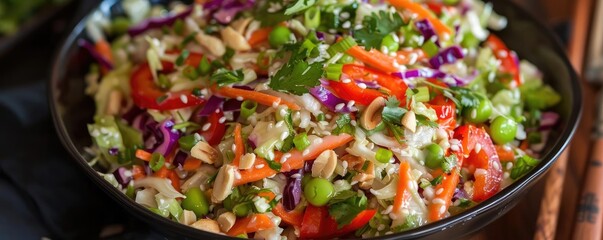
left=204, top=0, right=255, bottom=24
left=309, top=85, right=355, bottom=113
left=121, top=107, right=144, bottom=124
left=283, top=177, right=302, bottom=211
left=392, top=68, right=475, bottom=86
left=108, top=148, right=119, bottom=156
left=415, top=19, right=439, bottom=46
left=78, top=39, right=113, bottom=70
left=223, top=98, right=243, bottom=112
left=173, top=150, right=188, bottom=168
left=429, top=46, right=464, bottom=69
left=113, top=167, right=132, bottom=188
left=127, top=7, right=193, bottom=37
left=198, top=95, right=224, bottom=117
left=539, top=112, right=560, bottom=130
left=153, top=119, right=180, bottom=156
left=452, top=187, right=469, bottom=201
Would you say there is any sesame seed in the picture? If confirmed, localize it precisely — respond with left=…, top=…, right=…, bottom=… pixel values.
left=358, top=83, right=367, bottom=89
left=232, top=144, right=237, bottom=152
left=475, top=143, right=482, bottom=153
left=475, top=168, right=487, bottom=177
left=236, top=96, right=244, bottom=101
left=439, top=205, right=446, bottom=214
left=325, top=114, right=332, bottom=119
left=291, top=173, right=302, bottom=179
left=342, top=78, right=352, bottom=83
left=340, top=12, right=350, bottom=19
left=506, top=162, right=514, bottom=170
left=450, top=145, right=460, bottom=152
left=346, top=100, right=355, bottom=109
left=408, top=53, right=418, bottom=65
left=180, top=95, right=188, bottom=104
left=503, top=172, right=510, bottom=179
left=493, top=161, right=500, bottom=171
left=276, top=121, right=284, bottom=128
left=234, top=171, right=242, bottom=179
left=272, top=101, right=279, bottom=108
left=218, top=117, right=226, bottom=123
left=436, top=188, right=444, bottom=195
left=280, top=153, right=291, bottom=163
left=256, top=164, right=265, bottom=169
left=498, top=50, right=508, bottom=58
left=377, top=224, right=386, bottom=231
left=303, top=149, right=310, bottom=156
left=342, top=21, right=351, bottom=29
left=342, top=161, right=348, bottom=169
left=313, top=138, right=323, bottom=145
left=350, top=120, right=357, bottom=126
left=335, top=103, right=345, bottom=111
left=432, top=198, right=446, bottom=205
left=471, top=109, right=477, bottom=119
left=381, top=205, right=393, bottom=215
left=202, top=123, right=211, bottom=131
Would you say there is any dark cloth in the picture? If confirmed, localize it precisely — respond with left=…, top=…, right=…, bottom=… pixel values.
left=0, top=1, right=158, bottom=239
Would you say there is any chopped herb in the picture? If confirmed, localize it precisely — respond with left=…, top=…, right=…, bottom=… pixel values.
left=266, top=159, right=282, bottom=171
left=457, top=198, right=472, bottom=208
left=192, top=88, right=203, bottom=97
left=255, top=0, right=294, bottom=27
left=173, top=121, right=201, bottom=131
left=175, top=50, right=190, bottom=66
left=328, top=190, right=368, bottom=228
left=182, top=65, right=199, bottom=80
left=210, top=68, right=244, bottom=87
left=158, top=74, right=171, bottom=89
left=279, top=135, right=295, bottom=152
left=156, top=95, right=168, bottom=104
left=180, top=32, right=197, bottom=49
left=269, top=59, right=323, bottom=95
left=449, top=86, right=480, bottom=110
left=173, top=19, right=184, bottom=35
left=416, top=114, right=438, bottom=128
left=511, top=155, right=539, bottom=179
left=223, top=48, right=235, bottom=63
left=316, top=113, right=326, bottom=121
left=117, top=146, right=139, bottom=165
left=354, top=11, right=405, bottom=50
left=382, top=97, right=408, bottom=124
left=441, top=154, right=458, bottom=174
left=285, top=0, right=317, bottom=15
left=198, top=56, right=211, bottom=76
left=419, top=178, right=431, bottom=189
left=430, top=175, right=443, bottom=186
left=333, top=114, right=355, bottom=135
left=392, top=214, right=420, bottom=231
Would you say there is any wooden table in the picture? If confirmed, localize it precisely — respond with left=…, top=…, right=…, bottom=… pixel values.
left=470, top=0, right=597, bottom=239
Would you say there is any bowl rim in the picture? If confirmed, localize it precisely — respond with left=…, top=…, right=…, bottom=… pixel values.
left=49, top=0, right=582, bottom=239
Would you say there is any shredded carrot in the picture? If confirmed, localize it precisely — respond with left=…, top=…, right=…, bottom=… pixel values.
left=182, top=157, right=202, bottom=171
left=135, top=149, right=152, bottom=161
left=132, top=165, right=146, bottom=180
left=227, top=214, right=275, bottom=236
left=154, top=167, right=180, bottom=191
left=257, top=191, right=276, bottom=201
left=393, top=162, right=412, bottom=214
left=235, top=157, right=278, bottom=186
left=154, top=166, right=171, bottom=178
left=248, top=27, right=273, bottom=47
left=346, top=46, right=400, bottom=73
left=94, top=39, right=113, bottom=63
left=273, top=203, right=304, bottom=227
left=388, top=0, right=453, bottom=38
left=495, top=145, right=515, bottom=162
left=215, top=86, right=301, bottom=111
left=428, top=152, right=464, bottom=221
left=279, top=134, right=355, bottom=172
left=234, top=134, right=354, bottom=186
left=232, top=123, right=244, bottom=166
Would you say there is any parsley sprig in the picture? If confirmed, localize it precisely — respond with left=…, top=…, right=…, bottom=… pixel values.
left=328, top=190, right=368, bottom=228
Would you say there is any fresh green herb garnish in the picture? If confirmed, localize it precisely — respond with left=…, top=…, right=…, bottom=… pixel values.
left=269, top=59, right=323, bottom=95
left=354, top=11, right=405, bottom=50
left=328, top=190, right=368, bottom=228
left=511, top=155, right=539, bottom=179
left=285, top=0, right=317, bottom=15
left=333, top=114, right=355, bottom=135
left=430, top=175, right=443, bottom=186
left=210, top=68, right=244, bottom=87
left=441, top=154, right=458, bottom=174
left=175, top=50, right=190, bottom=66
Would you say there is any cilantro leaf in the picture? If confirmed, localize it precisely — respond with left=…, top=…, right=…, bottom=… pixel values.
left=382, top=97, right=408, bottom=124
left=416, top=114, right=438, bottom=128
left=266, top=159, right=282, bottom=171
left=254, top=0, right=294, bottom=27
left=210, top=68, right=244, bottom=87
left=392, top=214, right=421, bottom=232
left=328, top=190, right=368, bottom=228
left=430, top=175, right=443, bottom=186
left=333, top=114, right=355, bottom=135
left=285, top=0, right=317, bottom=15
left=511, top=155, right=539, bottom=179
left=354, top=11, right=405, bottom=50
left=449, top=87, right=480, bottom=110
left=441, top=154, right=458, bottom=174
left=269, top=60, right=323, bottom=95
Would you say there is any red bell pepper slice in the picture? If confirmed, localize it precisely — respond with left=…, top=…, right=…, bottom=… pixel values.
left=198, top=108, right=226, bottom=146
left=485, top=35, right=521, bottom=87
left=328, top=79, right=386, bottom=106
left=300, top=205, right=376, bottom=239
left=426, top=95, right=457, bottom=132
left=342, top=64, right=409, bottom=105
left=453, top=125, right=503, bottom=201
left=130, top=52, right=206, bottom=110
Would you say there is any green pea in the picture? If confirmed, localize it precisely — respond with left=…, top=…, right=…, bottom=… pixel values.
left=424, top=143, right=445, bottom=169
left=111, top=17, right=130, bottom=35
left=303, top=178, right=334, bottom=206
left=269, top=26, right=291, bottom=47
left=181, top=187, right=209, bottom=217
left=301, top=175, right=312, bottom=188
left=381, top=34, right=399, bottom=53
left=232, top=202, right=251, bottom=217
left=489, top=116, right=518, bottom=144
left=178, top=135, right=199, bottom=152
left=463, top=93, right=492, bottom=123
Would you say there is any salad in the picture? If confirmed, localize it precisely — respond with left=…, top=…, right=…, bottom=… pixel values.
left=82, top=0, right=562, bottom=238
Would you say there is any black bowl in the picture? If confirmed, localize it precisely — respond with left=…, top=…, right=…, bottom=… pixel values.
left=49, top=0, right=582, bottom=239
